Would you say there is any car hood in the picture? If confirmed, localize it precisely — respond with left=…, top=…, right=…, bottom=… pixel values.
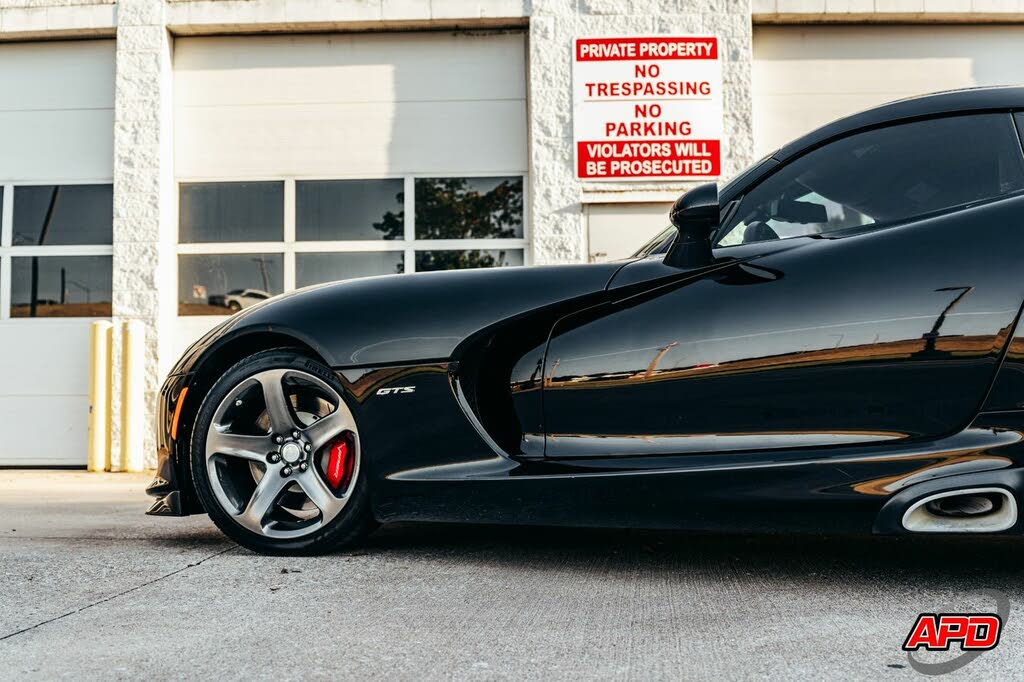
left=174, top=263, right=627, bottom=371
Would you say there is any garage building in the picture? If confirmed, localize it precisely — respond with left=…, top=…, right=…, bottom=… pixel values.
left=0, top=0, right=1022, bottom=466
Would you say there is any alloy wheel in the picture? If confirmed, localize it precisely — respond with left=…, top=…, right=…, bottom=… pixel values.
left=204, top=368, right=360, bottom=539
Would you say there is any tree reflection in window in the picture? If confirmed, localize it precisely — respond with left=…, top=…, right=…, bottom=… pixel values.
left=374, top=176, right=523, bottom=272
left=415, top=249, right=523, bottom=272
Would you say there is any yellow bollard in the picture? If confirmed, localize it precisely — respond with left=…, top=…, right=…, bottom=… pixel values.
left=87, top=320, right=113, bottom=472
left=104, top=322, right=113, bottom=470
left=119, top=319, right=146, bottom=473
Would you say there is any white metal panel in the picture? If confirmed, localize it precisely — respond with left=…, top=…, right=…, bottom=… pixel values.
left=178, top=100, right=526, bottom=178
left=0, top=40, right=115, bottom=182
left=174, top=33, right=525, bottom=105
left=0, top=322, right=91, bottom=396
left=753, top=25, right=1024, bottom=156
left=0, top=323, right=93, bottom=466
left=174, top=32, right=528, bottom=178
left=0, top=396, right=89, bottom=467
left=586, top=203, right=670, bottom=263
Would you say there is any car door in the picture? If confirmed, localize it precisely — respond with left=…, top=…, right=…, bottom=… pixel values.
left=542, top=112, right=1024, bottom=457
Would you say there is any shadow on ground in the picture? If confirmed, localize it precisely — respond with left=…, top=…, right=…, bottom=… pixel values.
left=200, top=521, right=1024, bottom=593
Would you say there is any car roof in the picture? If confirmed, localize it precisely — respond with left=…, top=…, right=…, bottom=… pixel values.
left=774, top=85, right=1024, bottom=163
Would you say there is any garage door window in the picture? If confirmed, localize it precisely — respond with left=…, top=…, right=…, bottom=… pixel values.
left=416, top=249, right=524, bottom=272
left=178, top=253, right=284, bottom=316
left=1, top=184, right=114, bottom=318
left=296, top=179, right=403, bottom=241
left=178, top=175, right=527, bottom=316
left=414, top=177, right=524, bottom=240
left=180, top=182, right=283, bottom=243
left=295, top=252, right=404, bottom=288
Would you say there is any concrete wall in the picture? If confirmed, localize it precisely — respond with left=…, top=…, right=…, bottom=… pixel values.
left=110, top=0, right=175, bottom=469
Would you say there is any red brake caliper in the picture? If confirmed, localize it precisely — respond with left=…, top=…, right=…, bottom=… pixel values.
left=325, top=432, right=355, bottom=491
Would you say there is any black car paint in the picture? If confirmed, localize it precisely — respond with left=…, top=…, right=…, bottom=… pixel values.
left=149, top=264, right=627, bottom=514
left=150, top=87, right=1024, bottom=535
left=544, top=195, right=1024, bottom=456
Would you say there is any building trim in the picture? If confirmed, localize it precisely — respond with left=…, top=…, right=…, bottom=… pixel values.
left=0, top=2, right=117, bottom=42
left=166, top=17, right=529, bottom=37
left=164, top=0, right=529, bottom=36
left=755, top=12, right=1024, bottom=23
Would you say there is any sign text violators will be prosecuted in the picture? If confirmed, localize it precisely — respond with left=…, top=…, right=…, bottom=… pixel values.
left=572, top=36, right=723, bottom=181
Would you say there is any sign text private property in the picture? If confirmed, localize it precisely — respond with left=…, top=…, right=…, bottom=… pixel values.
left=573, top=36, right=723, bottom=180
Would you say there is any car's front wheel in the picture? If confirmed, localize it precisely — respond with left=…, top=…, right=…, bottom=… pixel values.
left=190, top=348, right=375, bottom=555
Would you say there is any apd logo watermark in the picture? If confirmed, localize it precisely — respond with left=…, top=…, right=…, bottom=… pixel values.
left=901, top=589, right=1008, bottom=675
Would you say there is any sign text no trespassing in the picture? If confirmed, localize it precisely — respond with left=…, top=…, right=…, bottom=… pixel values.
left=573, top=36, right=723, bottom=181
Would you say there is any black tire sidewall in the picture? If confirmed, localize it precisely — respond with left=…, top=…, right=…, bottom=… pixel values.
left=190, top=348, right=375, bottom=555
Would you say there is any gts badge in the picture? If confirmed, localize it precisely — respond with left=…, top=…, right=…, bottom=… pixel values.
left=376, top=386, right=416, bottom=396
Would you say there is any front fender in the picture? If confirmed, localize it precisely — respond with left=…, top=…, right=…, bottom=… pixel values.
left=173, top=263, right=626, bottom=375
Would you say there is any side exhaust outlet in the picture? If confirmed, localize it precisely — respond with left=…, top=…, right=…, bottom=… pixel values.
left=902, top=487, right=1017, bottom=533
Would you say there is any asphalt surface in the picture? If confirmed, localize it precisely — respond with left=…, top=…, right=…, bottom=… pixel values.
left=2, top=470, right=1023, bottom=680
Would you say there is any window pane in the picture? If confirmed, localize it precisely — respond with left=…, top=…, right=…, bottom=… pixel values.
left=296, top=252, right=404, bottom=288
left=13, top=185, right=112, bottom=246
left=296, top=179, right=403, bottom=241
left=178, top=253, right=283, bottom=315
left=717, top=113, right=1024, bottom=246
left=179, top=182, right=284, bottom=243
left=11, top=256, right=112, bottom=317
left=415, top=177, right=524, bottom=239
left=415, top=249, right=523, bottom=272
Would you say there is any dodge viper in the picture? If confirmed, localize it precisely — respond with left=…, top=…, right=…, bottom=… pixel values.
left=149, top=86, right=1024, bottom=554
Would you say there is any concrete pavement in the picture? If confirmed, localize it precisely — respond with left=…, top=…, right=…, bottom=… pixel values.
left=1, top=470, right=1023, bottom=680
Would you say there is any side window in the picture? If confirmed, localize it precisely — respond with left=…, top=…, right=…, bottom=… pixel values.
left=717, top=113, right=1024, bottom=247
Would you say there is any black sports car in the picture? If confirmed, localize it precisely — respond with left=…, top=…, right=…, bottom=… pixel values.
left=150, top=86, right=1024, bottom=554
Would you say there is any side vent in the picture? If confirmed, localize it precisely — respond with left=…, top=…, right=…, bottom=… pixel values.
left=902, top=487, right=1017, bottom=533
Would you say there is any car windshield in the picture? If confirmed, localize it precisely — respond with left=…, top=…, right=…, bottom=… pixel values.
left=630, top=152, right=781, bottom=258
left=631, top=225, right=676, bottom=258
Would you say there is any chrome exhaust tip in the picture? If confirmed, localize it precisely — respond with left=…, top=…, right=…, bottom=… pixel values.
left=902, top=487, right=1017, bottom=533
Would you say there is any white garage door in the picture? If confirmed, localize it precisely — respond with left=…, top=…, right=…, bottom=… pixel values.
left=753, top=25, right=1024, bottom=156
left=586, top=203, right=670, bottom=263
left=172, top=32, right=528, bottom=360
left=0, top=40, right=115, bottom=466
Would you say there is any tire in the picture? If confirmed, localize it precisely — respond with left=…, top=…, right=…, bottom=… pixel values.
left=190, top=348, right=376, bottom=555
left=227, top=301, right=242, bottom=313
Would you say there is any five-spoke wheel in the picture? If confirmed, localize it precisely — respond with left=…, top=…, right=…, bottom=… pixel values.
left=191, top=349, right=373, bottom=554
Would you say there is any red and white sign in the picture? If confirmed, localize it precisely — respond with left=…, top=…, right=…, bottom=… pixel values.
left=573, top=36, right=723, bottom=181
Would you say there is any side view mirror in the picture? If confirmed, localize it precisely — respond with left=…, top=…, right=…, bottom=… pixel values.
left=665, top=183, right=718, bottom=268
